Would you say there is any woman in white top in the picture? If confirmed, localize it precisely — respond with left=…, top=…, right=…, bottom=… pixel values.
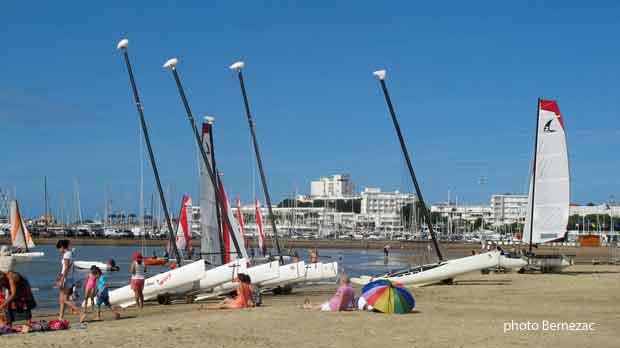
left=130, top=251, right=147, bottom=309
left=55, top=239, right=84, bottom=321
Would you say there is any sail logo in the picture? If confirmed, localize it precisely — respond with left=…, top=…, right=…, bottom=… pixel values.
left=543, top=120, right=556, bottom=133
left=157, top=274, right=172, bottom=286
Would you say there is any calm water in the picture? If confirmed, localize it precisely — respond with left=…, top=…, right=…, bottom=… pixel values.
left=13, top=245, right=414, bottom=312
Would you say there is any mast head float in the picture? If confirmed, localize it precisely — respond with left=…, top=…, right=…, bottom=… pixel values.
left=204, top=116, right=215, bottom=124
left=116, top=38, right=129, bottom=50
left=163, top=58, right=179, bottom=69
left=229, top=61, right=245, bottom=71
left=373, top=69, right=387, bottom=80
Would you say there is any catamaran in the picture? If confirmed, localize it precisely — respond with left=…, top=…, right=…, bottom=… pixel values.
left=7, top=200, right=45, bottom=262
left=352, top=69, right=500, bottom=286
left=520, top=99, right=573, bottom=272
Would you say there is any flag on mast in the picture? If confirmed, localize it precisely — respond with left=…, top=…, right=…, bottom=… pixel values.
left=255, top=199, right=266, bottom=256
left=236, top=197, right=247, bottom=248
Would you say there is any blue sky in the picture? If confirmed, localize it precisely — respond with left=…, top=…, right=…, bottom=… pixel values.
left=1, top=1, right=618, bottom=218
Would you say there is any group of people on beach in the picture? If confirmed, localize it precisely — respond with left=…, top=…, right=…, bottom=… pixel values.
left=0, top=239, right=365, bottom=333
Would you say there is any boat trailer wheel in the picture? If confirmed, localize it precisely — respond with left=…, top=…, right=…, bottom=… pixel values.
left=157, top=294, right=171, bottom=305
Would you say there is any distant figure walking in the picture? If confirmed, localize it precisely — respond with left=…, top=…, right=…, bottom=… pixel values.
left=383, top=244, right=390, bottom=257
left=130, top=252, right=147, bottom=309
left=309, top=249, right=319, bottom=264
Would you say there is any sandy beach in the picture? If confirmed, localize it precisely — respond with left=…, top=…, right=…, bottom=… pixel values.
left=1, top=264, right=618, bottom=348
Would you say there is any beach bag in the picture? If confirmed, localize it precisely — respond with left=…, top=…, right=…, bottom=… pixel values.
left=47, top=319, right=70, bottom=331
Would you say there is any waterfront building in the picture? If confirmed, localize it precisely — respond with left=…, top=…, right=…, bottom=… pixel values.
left=490, top=194, right=528, bottom=225
left=310, top=174, right=354, bottom=198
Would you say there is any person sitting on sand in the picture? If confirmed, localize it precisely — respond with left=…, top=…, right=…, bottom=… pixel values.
left=93, top=267, right=121, bottom=321
left=207, top=273, right=254, bottom=310
left=0, top=270, right=37, bottom=327
left=303, top=275, right=355, bottom=312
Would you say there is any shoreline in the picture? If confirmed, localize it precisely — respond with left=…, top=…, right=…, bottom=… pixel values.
left=3, top=264, right=618, bottom=348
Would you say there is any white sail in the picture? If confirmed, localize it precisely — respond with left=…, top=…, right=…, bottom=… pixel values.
left=217, top=175, right=249, bottom=262
left=10, top=200, right=35, bottom=250
left=175, top=195, right=192, bottom=254
left=200, top=119, right=222, bottom=265
left=523, top=100, right=570, bottom=244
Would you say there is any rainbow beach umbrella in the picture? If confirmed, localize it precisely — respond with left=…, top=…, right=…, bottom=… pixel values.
left=361, top=279, right=415, bottom=314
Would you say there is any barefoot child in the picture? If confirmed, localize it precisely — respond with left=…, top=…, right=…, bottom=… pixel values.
left=82, top=267, right=97, bottom=312
left=93, top=268, right=120, bottom=320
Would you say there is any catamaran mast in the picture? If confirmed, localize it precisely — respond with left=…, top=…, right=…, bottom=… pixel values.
left=229, top=61, right=283, bottom=263
left=44, top=176, right=49, bottom=237
left=373, top=69, right=443, bottom=262
left=116, top=39, right=181, bottom=265
left=528, top=98, right=541, bottom=254
left=204, top=117, right=227, bottom=264
left=162, top=58, right=243, bottom=260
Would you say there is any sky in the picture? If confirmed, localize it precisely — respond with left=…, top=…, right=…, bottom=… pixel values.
left=1, top=1, right=619, bottom=219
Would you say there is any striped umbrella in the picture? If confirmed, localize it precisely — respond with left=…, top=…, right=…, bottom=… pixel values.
left=361, top=279, right=415, bottom=314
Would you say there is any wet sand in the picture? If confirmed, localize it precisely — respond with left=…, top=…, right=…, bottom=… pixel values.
left=2, top=264, right=619, bottom=348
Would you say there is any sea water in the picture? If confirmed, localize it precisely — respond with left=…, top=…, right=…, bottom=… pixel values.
left=13, top=245, right=413, bottom=312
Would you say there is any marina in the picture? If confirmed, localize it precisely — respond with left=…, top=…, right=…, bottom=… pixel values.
left=1, top=2, right=619, bottom=347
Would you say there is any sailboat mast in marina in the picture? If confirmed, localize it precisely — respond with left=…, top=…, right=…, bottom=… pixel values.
left=229, top=61, right=283, bottom=262
left=116, top=39, right=182, bottom=265
left=162, top=57, right=244, bottom=262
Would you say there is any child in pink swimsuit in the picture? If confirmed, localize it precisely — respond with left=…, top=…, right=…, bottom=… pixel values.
left=82, top=267, right=98, bottom=313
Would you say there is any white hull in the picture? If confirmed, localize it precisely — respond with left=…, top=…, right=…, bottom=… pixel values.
left=302, top=262, right=339, bottom=283
left=527, top=255, right=573, bottom=273
left=11, top=251, right=45, bottom=263
left=498, top=255, right=528, bottom=271
left=74, top=261, right=115, bottom=272
left=260, top=261, right=307, bottom=288
left=196, top=261, right=281, bottom=299
left=109, top=259, right=206, bottom=308
left=351, top=251, right=501, bottom=286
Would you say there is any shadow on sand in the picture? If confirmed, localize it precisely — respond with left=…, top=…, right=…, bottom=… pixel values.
left=450, top=279, right=513, bottom=286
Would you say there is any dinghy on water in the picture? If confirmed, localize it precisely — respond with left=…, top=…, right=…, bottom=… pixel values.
left=6, top=200, right=44, bottom=262
left=521, top=100, right=573, bottom=273
left=74, top=260, right=120, bottom=272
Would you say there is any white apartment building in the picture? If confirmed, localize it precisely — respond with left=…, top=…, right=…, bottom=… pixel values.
left=360, top=187, right=417, bottom=225
left=431, top=203, right=493, bottom=224
left=491, top=194, right=528, bottom=225
left=310, top=174, right=354, bottom=198
left=569, top=204, right=620, bottom=217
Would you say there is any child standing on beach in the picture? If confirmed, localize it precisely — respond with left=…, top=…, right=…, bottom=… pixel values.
left=82, top=267, right=97, bottom=312
left=94, top=268, right=121, bottom=321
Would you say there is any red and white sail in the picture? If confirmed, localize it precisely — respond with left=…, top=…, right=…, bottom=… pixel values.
left=523, top=100, right=570, bottom=244
left=10, top=200, right=35, bottom=250
left=236, top=197, right=247, bottom=248
left=175, top=195, right=192, bottom=254
left=217, top=175, right=249, bottom=263
left=255, top=199, right=266, bottom=255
